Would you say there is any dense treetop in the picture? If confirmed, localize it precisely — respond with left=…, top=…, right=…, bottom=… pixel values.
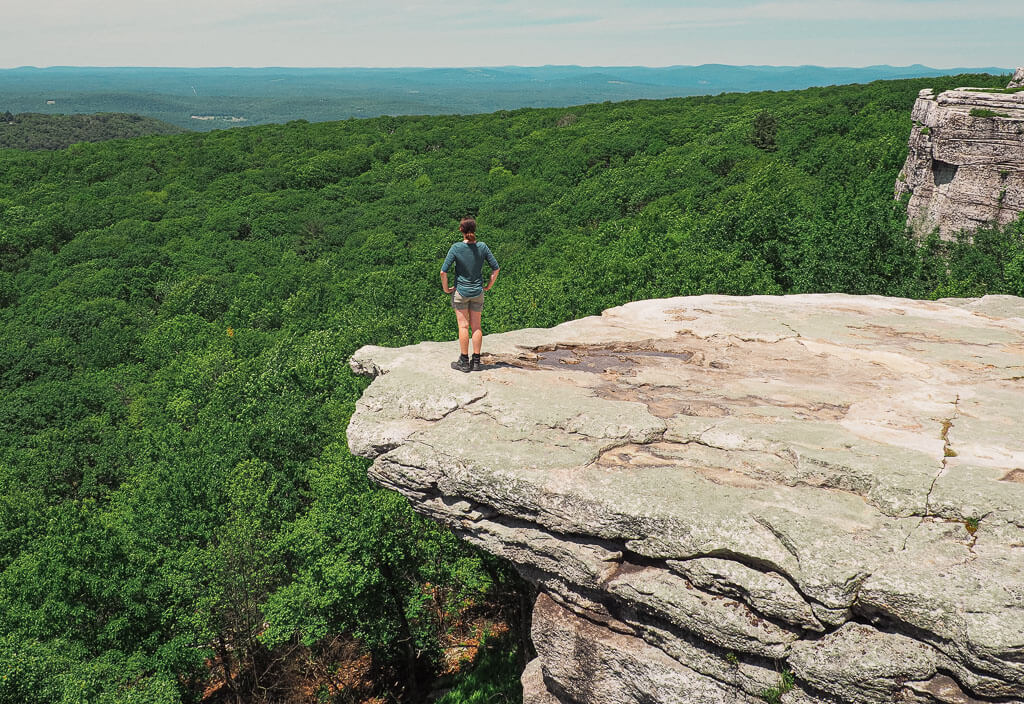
left=0, top=112, right=186, bottom=151
left=1, top=73, right=1022, bottom=703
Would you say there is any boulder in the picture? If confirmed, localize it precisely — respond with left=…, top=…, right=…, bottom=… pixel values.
left=348, top=294, right=1024, bottom=703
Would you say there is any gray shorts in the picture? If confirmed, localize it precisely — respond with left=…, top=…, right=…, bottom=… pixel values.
left=451, top=290, right=484, bottom=312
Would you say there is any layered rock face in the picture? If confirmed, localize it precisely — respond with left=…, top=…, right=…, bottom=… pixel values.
left=895, top=70, right=1024, bottom=237
left=347, top=294, right=1024, bottom=704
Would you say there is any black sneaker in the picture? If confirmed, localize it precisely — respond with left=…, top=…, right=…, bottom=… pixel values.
left=451, top=356, right=471, bottom=373
left=470, top=354, right=482, bottom=371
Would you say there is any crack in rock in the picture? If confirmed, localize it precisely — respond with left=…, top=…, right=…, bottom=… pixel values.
left=925, top=393, right=962, bottom=516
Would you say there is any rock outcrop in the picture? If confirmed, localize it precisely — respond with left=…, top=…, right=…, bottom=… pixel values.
left=348, top=294, right=1024, bottom=704
left=895, top=70, right=1024, bottom=237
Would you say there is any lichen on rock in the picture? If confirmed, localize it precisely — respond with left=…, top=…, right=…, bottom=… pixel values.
left=348, top=294, right=1024, bottom=704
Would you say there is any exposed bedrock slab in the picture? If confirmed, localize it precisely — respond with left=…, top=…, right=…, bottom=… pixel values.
left=347, top=294, right=1024, bottom=703
left=895, top=70, right=1024, bottom=237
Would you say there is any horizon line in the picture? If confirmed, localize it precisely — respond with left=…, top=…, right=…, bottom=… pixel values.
left=1, top=63, right=1015, bottom=72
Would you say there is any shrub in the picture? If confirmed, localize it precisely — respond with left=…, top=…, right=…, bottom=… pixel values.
left=970, top=108, right=1011, bottom=118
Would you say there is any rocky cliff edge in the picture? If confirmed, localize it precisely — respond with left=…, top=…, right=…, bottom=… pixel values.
left=348, top=294, right=1024, bottom=704
left=896, top=70, right=1024, bottom=237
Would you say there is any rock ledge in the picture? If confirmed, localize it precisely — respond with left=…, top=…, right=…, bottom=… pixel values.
left=348, top=294, right=1024, bottom=704
left=896, top=69, right=1024, bottom=237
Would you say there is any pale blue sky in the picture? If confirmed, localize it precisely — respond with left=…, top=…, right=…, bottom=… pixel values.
left=2, top=0, right=1021, bottom=68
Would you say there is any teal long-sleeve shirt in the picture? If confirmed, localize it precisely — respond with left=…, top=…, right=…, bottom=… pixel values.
left=441, top=241, right=499, bottom=297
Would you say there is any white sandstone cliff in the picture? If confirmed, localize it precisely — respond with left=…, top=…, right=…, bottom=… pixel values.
left=896, top=70, right=1024, bottom=238
left=348, top=294, right=1024, bottom=704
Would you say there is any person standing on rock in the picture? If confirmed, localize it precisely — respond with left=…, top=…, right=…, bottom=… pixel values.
left=440, top=217, right=500, bottom=372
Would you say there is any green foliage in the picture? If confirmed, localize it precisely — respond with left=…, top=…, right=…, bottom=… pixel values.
left=969, top=108, right=1011, bottom=118
left=925, top=220, right=1024, bottom=298
left=0, top=71, right=1019, bottom=702
left=0, top=112, right=185, bottom=150
left=751, top=110, right=778, bottom=151
left=434, top=633, right=523, bottom=704
left=762, top=669, right=796, bottom=704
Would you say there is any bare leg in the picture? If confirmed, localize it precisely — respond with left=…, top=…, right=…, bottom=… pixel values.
left=455, top=307, right=470, bottom=356
left=470, top=309, right=483, bottom=355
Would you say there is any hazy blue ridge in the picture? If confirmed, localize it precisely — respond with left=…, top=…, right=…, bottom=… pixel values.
left=0, top=64, right=1011, bottom=130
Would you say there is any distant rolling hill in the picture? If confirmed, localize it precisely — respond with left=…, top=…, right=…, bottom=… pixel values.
left=0, top=112, right=186, bottom=150
left=0, top=64, right=1012, bottom=131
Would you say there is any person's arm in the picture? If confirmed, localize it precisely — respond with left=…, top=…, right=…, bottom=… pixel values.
left=483, top=245, right=500, bottom=291
left=440, top=246, right=456, bottom=294
left=484, top=267, right=499, bottom=291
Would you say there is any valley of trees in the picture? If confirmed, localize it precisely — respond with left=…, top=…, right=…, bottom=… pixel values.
left=0, top=112, right=186, bottom=151
left=1, top=65, right=1011, bottom=130
left=1, top=72, right=1022, bottom=703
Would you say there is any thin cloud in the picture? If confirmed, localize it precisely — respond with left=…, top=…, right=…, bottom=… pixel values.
left=575, top=0, right=1024, bottom=31
left=1, top=0, right=1020, bottom=67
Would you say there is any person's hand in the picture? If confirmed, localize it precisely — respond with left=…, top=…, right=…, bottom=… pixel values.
left=444, top=286, right=454, bottom=294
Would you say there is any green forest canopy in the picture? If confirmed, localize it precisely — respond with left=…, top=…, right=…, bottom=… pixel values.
left=2, top=73, right=1023, bottom=703
left=0, top=112, right=186, bottom=151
